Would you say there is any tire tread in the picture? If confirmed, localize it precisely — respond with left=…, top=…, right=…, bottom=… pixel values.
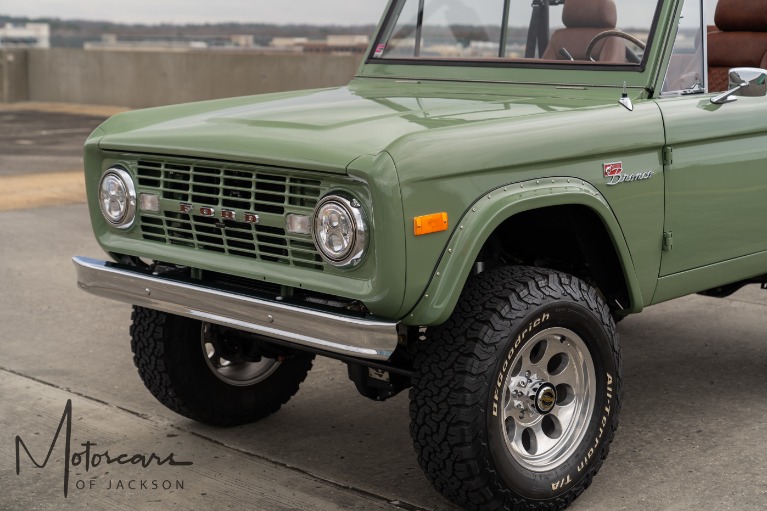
left=130, top=306, right=313, bottom=426
left=409, top=266, right=622, bottom=511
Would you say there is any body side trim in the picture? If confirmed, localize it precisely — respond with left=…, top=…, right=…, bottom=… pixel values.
left=652, top=250, right=767, bottom=304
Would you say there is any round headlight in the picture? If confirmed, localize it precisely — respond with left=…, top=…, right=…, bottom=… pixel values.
left=313, top=195, right=367, bottom=267
left=98, top=167, right=137, bottom=229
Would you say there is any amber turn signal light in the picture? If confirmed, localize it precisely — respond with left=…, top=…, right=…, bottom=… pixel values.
left=414, top=212, right=448, bottom=236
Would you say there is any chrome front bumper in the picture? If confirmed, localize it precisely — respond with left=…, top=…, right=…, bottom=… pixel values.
left=73, top=256, right=398, bottom=360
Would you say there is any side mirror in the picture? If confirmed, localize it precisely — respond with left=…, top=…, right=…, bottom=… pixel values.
left=711, top=67, right=767, bottom=104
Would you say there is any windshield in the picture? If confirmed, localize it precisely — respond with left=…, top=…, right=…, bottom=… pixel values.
left=662, top=0, right=705, bottom=93
left=373, top=0, right=662, bottom=66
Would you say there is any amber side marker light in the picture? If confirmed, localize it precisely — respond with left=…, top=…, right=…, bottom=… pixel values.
left=414, top=212, right=448, bottom=236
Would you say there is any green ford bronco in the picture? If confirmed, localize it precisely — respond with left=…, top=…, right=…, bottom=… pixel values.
left=75, top=0, right=767, bottom=508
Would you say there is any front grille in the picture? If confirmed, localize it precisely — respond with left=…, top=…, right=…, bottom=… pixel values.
left=134, top=158, right=325, bottom=270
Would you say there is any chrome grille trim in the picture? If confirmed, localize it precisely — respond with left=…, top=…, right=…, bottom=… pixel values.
left=133, top=157, right=325, bottom=270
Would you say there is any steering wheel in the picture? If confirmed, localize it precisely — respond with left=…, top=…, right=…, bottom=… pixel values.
left=586, top=30, right=647, bottom=63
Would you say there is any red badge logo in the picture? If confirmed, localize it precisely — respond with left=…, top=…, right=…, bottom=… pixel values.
left=603, top=162, right=623, bottom=178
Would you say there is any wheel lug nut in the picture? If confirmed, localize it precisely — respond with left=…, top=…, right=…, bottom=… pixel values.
left=518, top=412, right=525, bottom=419
left=519, top=380, right=527, bottom=388
left=525, top=371, right=531, bottom=378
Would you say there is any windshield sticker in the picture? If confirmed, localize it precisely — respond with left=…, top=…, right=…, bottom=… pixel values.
left=374, top=44, right=386, bottom=58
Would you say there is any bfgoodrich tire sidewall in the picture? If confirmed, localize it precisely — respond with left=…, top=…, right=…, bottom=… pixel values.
left=485, top=301, right=619, bottom=500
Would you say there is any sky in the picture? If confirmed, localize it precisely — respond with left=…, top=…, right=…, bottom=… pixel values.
left=0, top=0, right=390, bottom=25
left=1, top=0, right=716, bottom=27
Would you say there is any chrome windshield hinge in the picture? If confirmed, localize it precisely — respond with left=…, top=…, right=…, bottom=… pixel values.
left=663, top=146, right=673, bottom=166
left=663, top=231, right=673, bottom=251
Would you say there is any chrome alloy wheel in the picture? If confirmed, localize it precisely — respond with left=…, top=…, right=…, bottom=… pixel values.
left=201, top=324, right=281, bottom=387
left=500, top=327, right=596, bottom=472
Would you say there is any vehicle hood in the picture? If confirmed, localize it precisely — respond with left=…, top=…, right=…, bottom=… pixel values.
left=96, top=81, right=622, bottom=174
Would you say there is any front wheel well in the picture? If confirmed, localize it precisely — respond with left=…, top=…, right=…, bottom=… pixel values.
left=474, top=205, right=630, bottom=313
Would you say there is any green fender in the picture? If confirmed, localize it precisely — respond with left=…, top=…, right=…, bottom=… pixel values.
left=402, top=177, right=644, bottom=326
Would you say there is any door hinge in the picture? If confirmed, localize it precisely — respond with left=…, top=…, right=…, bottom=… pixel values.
left=663, top=146, right=673, bottom=165
left=663, top=231, right=673, bottom=251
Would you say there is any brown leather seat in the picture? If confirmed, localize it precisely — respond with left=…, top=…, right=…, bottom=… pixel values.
left=542, top=0, right=625, bottom=62
left=708, top=0, right=767, bottom=91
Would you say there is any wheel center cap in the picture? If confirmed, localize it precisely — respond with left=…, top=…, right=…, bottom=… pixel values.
left=534, top=383, right=557, bottom=414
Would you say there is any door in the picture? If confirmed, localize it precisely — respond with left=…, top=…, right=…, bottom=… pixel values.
left=659, top=96, right=767, bottom=277
left=657, top=0, right=767, bottom=278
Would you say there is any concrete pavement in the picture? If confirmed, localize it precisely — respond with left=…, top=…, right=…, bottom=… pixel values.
left=2, top=105, right=767, bottom=510
left=1, top=370, right=403, bottom=511
left=0, top=104, right=124, bottom=177
left=0, top=103, right=126, bottom=212
left=0, top=204, right=441, bottom=511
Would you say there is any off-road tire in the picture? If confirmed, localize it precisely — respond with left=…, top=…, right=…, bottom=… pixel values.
left=130, top=306, right=314, bottom=426
left=410, top=266, right=621, bottom=510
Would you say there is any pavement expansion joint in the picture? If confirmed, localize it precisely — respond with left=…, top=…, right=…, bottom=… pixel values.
left=0, top=364, right=431, bottom=511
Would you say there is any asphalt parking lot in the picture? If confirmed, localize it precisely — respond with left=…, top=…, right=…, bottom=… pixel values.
left=2, top=104, right=767, bottom=511
left=0, top=103, right=123, bottom=177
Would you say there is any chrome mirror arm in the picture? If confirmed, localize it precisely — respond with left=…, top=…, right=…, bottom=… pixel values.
left=711, top=81, right=748, bottom=104
left=711, top=67, right=767, bottom=104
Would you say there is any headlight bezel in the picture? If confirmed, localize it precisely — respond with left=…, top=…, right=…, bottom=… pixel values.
left=98, top=167, right=137, bottom=230
left=312, top=194, right=368, bottom=268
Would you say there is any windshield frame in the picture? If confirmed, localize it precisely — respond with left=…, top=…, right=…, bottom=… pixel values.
left=365, top=0, right=666, bottom=73
left=660, top=0, right=708, bottom=96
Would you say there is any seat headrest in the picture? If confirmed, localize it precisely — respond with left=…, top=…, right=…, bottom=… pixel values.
left=715, top=0, right=767, bottom=32
left=562, top=0, right=617, bottom=29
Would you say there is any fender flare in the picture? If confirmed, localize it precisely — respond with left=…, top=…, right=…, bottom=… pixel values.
left=402, top=177, right=643, bottom=326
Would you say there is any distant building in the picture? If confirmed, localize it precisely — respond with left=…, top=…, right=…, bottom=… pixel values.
left=84, top=33, right=209, bottom=52
left=270, top=35, right=370, bottom=55
left=82, top=32, right=369, bottom=55
left=84, top=33, right=260, bottom=52
left=230, top=35, right=255, bottom=48
left=0, top=22, right=50, bottom=48
left=326, top=35, right=370, bottom=47
left=269, top=37, right=309, bottom=52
